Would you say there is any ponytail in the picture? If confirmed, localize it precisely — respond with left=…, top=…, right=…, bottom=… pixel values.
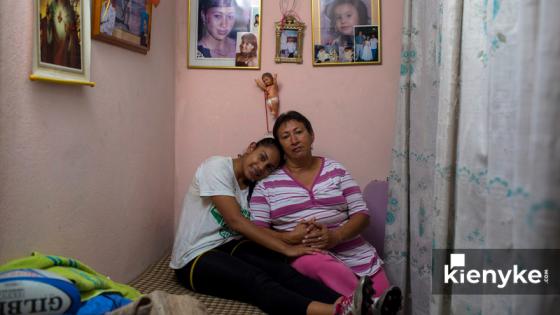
left=247, top=181, right=257, bottom=203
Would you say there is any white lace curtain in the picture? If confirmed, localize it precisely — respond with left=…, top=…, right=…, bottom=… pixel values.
left=384, top=0, right=560, bottom=314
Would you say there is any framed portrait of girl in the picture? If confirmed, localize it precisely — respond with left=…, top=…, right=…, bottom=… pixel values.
left=188, top=0, right=262, bottom=69
left=311, top=0, right=381, bottom=66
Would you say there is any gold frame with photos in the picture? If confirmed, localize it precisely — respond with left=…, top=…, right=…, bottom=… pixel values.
left=311, top=0, right=381, bottom=66
left=187, top=0, right=262, bottom=70
left=275, top=16, right=305, bottom=64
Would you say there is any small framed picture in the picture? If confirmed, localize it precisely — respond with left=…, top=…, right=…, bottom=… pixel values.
left=30, top=0, right=94, bottom=86
left=92, top=0, right=152, bottom=54
left=311, top=0, right=381, bottom=66
left=188, top=0, right=262, bottom=69
left=275, top=16, right=305, bottom=64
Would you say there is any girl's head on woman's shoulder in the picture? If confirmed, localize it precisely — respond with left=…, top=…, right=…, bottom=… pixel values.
left=240, top=137, right=285, bottom=182
left=325, top=0, right=370, bottom=37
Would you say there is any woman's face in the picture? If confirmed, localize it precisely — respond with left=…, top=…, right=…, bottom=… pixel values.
left=333, top=3, right=359, bottom=36
left=243, top=145, right=281, bottom=181
left=202, top=6, right=236, bottom=41
left=277, top=120, right=314, bottom=160
left=241, top=40, right=255, bottom=53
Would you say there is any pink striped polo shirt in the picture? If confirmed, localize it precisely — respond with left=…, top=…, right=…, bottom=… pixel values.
left=250, top=157, right=383, bottom=277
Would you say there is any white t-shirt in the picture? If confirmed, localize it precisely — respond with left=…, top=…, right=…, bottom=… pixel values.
left=170, top=156, right=249, bottom=269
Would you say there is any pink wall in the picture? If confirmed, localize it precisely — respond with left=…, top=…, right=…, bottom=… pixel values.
left=175, top=1, right=403, bottom=217
left=0, top=0, right=402, bottom=281
left=0, top=1, right=176, bottom=282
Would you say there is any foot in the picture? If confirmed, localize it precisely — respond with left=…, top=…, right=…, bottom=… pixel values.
left=334, top=277, right=375, bottom=315
left=370, top=286, right=402, bottom=315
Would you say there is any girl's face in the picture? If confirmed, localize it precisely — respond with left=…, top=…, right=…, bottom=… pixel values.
left=241, top=40, right=255, bottom=53
left=243, top=145, right=281, bottom=181
left=333, top=3, right=359, bottom=36
left=202, top=6, right=236, bottom=41
left=277, top=120, right=314, bottom=161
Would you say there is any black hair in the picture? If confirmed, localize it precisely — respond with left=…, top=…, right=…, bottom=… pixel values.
left=272, top=111, right=314, bottom=141
left=246, top=137, right=285, bottom=202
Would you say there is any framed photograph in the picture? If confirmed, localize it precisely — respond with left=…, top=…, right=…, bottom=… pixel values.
left=30, top=0, right=94, bottom=86
left=275, top=16, right=305, bottom=64
left=188, top=0, right=262, bottom=69
left=311, top=0, right=381, bottom=66
left=92, top=0, right=153, bottom=54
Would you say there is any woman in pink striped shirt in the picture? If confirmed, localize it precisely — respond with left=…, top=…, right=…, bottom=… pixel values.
left=250, top=111, right=401, bottom=315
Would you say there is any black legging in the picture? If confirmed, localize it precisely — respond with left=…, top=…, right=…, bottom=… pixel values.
left=175, top=239, right=340, bottom=315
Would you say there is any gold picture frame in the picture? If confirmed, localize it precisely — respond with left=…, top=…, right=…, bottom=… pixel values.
left=30, top=0, right=94, bottom=86
left=187, top=0, right=262, bottom=69
left=311, top=0, right=381, bottom=66
left=274, top=16, right=305, bottom=64
left=92, top=0, right=153, bottom=54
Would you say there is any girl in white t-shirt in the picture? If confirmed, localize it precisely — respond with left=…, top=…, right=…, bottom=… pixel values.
left=170, top=137, right=374, bottom=315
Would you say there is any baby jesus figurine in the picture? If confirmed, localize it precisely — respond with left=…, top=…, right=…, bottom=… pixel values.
left=255, top=72, right=279, bottom=118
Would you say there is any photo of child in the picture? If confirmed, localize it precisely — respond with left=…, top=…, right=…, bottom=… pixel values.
left=314, top=45, right=331, bottom=63
left=312, top=0, right=380, bottom=65
left=280, top=30, right=298, bottom=58
left=341, top=46, right=354, bottom=62
left=321, top=0, right=371, bottom=47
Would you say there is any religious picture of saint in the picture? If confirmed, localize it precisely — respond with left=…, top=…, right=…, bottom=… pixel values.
left=39, top=0, right=82, bottom=70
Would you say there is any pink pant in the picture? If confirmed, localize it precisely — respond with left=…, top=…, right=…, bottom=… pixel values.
left=290, top=253, right=389, bottom=297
